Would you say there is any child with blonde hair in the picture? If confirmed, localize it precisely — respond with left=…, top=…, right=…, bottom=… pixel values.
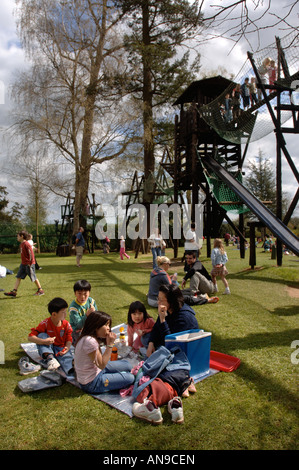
left=211, top=238, right=230, bottom=294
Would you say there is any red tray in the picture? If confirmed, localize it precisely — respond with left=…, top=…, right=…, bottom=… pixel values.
left=210, top=350, right=241, bottom=372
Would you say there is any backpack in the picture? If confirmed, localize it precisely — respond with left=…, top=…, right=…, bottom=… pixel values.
left=132, top=345, right=190, bottom=398
left=141, top=346, right=174, bottom=378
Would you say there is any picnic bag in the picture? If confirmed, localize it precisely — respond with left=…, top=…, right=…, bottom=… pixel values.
left=132, top=345, right=190, bottom=398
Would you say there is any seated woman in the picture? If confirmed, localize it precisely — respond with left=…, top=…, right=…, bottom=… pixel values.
left=74, top=311, right=135, bottom=395
left=147, top=256, right=177, bottom=307
left=146, top=284, right=199, bottom=357
left=133, top=284, right=198, bottom=424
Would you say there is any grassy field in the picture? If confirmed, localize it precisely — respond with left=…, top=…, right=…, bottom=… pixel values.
left=0, top=242, right=298, bottom=451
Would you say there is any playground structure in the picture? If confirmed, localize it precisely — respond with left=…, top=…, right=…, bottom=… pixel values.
left=56, top=193, right=99, bottom=255
left=124, top=32, right=299, bottom=266
left=121, top=148, right=179, bottom=257
left=55, top=33, right=299, bottom=264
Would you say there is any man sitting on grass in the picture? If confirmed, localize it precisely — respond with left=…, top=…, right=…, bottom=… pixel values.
left=181, top=251, right=218, bottom=301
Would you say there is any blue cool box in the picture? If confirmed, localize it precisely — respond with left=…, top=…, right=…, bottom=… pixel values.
left=165, top=329, right=212, bottom=380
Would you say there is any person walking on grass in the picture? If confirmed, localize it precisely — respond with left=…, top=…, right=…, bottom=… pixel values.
left=75, top=227, right=85, bottom=267
left=119, top=235, right=130, bottom=260
left=4, top=231, right=44, bottom=297
left=211, top=238, right=230, bottom=295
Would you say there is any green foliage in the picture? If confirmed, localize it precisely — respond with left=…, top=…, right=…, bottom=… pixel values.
left=0, top=243, right=298, bottom=450
left=0, top=186, right=12, bottom=223
left=121, top=0, right=202, bottom=107
left=245, top=151, right=276, bottom=212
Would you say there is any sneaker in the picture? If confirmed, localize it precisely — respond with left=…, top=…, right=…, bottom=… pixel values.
left=18, top=356, right=42, bottom=375
left=46, top=357, right=61, bottom=371
left=168, top=397, right=184, bottom=424
left=224, top=287, right=231, bottom=295
left=132, top=399, right=163, bottom=425
left=34, top=289, right=45, bottom=296
left=214, top=284, right=218, bottom=293
left=4, top=290, right=17, bottom=297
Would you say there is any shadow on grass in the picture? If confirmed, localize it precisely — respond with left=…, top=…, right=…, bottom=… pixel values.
left=211, top=328, right=299, bottom=353
left=232, top=362, right=299, bottom=418
left=204, top=328, right=299, bottom=418
left=271, top=305, right=299, bottom=316
left=227, top=266, right=299, bottom=288
left=43, top=255, right=152, bottom=304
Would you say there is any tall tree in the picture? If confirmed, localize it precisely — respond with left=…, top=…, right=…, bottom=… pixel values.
left=13, top=0, right=138, bottom=230
left=117, top=0, right=203, bottom=204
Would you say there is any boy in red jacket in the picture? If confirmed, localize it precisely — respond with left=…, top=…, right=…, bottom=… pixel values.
left=4, top=230, right=44, bottom=297
left=29, top=297, right=73, bottom=374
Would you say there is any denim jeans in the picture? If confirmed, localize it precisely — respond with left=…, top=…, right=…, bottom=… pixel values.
left=151, top=247, right=161, bottom=269
left=37, top=333, right=74, bottom=375
left=141, top=332, right=151, bottom=348
left=79, top=360, right=135, bottom=394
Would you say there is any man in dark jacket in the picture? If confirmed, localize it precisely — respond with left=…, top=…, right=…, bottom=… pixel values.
left=147, top=285, right=199, bottom=353
left=181, top=251, right=216, bottom=296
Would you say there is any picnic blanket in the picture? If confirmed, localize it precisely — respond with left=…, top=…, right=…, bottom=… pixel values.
left=19, top=324, right=219, bottom=418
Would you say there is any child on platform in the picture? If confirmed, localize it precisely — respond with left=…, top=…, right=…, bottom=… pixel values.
left=127, top=301, right=155, bottom=353
left=28, top=297, right=74, bottom=375
left=211, top=238, right=230, bottom=295
left=69, top=280, right=98, bottom=344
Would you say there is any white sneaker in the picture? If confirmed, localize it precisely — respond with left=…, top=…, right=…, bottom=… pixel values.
left=168, top=397, right=184, bottom=424
left=224, top=287, right=231, bottom=295
left=132, top=399, right=163, bottom=425
left=47, top=357, right=61, bottom=371
left=214, top=284, right=218, bottom=293
left=18, top=356, right=41, bottom=375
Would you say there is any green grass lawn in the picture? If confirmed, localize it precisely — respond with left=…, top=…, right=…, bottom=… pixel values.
left=0, top=243, right=298, bottom=450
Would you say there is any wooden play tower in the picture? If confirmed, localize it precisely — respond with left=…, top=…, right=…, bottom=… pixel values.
left=169, top=75, right=248, bottom=258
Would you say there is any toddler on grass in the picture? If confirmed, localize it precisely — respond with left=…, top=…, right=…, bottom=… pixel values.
left=211, top=238, right=230, bottom=295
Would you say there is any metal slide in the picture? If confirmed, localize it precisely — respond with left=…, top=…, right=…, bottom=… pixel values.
left=203, top=157, right=299, bottom=257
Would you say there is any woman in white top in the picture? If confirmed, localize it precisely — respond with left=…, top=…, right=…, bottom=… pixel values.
left=147, top=229, right=163, bottom=269
left=28, top=233, right=41, bottom=270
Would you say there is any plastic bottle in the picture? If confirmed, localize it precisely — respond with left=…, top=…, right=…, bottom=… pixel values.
left=119, top=327, right=126, bottom=345
left=110, top=345, right=118, bottom=361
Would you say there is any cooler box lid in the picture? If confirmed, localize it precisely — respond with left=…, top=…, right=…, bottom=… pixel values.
left=165, top=329, right=211, bottom=343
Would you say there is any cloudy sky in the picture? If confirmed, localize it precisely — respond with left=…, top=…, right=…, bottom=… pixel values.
left=0, top=0, right=298, bottom=221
